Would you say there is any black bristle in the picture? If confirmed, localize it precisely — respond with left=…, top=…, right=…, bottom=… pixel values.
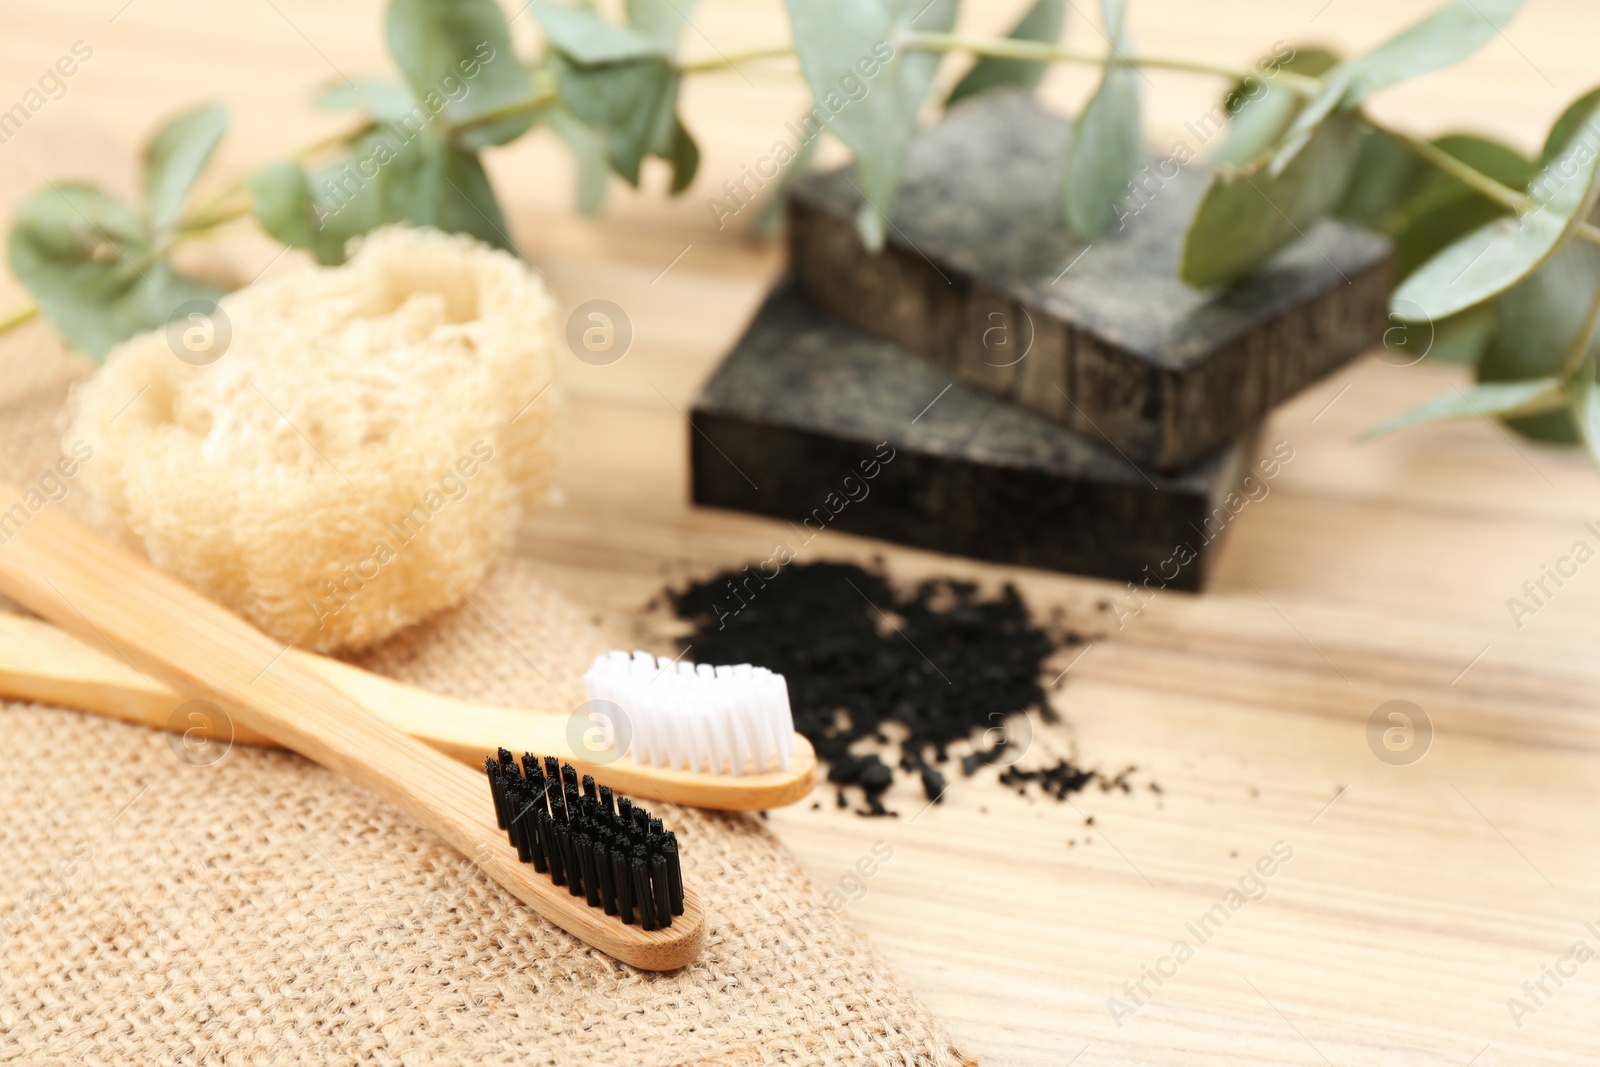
left=482, top=754, right=686, bottom=928
left=486, top=758, right=508, bottom=830
left=613, top=851, right=634, bottom=925
left=662, top=836, right=684, bottom=915
left=631, top=853, right=656, bottom=930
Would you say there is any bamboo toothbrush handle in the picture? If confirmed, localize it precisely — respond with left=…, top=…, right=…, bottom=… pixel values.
left=0, top=611, right=818, bottom=811
left=0, top=484, right=703, bottom=970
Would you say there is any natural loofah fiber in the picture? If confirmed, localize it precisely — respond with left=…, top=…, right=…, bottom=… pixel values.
left=65, top=226, right=560, bottom=652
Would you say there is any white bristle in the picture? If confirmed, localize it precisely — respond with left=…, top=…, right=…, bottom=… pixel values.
left=580, top=650, right=796, bottom=775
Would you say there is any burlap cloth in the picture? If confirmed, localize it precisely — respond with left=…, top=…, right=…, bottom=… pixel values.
left=0, top=301, right=971, bottom=1064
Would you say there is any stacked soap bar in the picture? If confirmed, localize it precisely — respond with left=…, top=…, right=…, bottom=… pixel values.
left=689, top=90, right=1391, bottom=587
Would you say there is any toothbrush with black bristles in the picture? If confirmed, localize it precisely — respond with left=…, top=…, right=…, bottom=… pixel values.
left=0, top=480, right=705, bottom=970
left=485, top=751, right=685, bottom=929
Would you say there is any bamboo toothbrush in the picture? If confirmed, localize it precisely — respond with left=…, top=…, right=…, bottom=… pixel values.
left=0, top=612, right=816, bottom=812
left=0, top=482, right=703, bottom=970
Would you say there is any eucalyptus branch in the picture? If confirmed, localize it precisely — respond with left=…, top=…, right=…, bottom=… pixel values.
left=1376, top=121, right=1600, bottom=250
left=899, top=31, right=1323, bottom=96
left=447, top=87, right=560, bottom=137
left=676, top=46, right=796, bottom=74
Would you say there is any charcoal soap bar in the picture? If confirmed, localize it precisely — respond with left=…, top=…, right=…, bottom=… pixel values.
left=787, top=89, right=1390, bottom=472
left=690, top=284, right=1264, bottom=591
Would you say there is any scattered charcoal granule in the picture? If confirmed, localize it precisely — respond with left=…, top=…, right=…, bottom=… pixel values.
left=1150, top=782, right=1164, bottom=795
left=918, top=764, right=946, bottom=804
left=995, top=756, right=1157, bottom=803
left=669, top=560, right=1071, bottom=812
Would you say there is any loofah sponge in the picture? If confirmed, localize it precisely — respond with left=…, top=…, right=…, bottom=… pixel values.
left=65, top=226, right=560, bottom=652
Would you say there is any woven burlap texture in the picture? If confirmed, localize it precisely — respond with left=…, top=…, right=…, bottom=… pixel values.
left=0, top=324, right=971, bottom=1066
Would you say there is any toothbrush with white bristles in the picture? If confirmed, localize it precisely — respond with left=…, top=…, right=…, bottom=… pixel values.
left=583, top=651, right=798, bottom=776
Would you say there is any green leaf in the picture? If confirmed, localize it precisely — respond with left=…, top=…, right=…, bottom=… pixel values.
left=945, top=0, right=1064, bottom=106
left=550, top=52, right=675, bottom=185
left=1274, top=0, right=1525, bottom=172
left=534, top=3, right=669, bottom=64
left=625, top=0, right=698, bottom=52
left=540, top=106, right=610, bottom=215
left=1478, top=237, right=1600, bottom=442
left=1210, top=46, right=1339, bottom=168
left=1361, top=377, right=1567, bottom=439
left=8, top=183, right=222, bottom=359
left=252, top=124, right=514, bottom=264
left=1570, top=360, right=1600, bottom=465
left=1334, top=125, right=1424, bottom=231
left=1392, top=94, right=1600, bottom=322
left=1541, top=87, right=1600, bottom=166
left=1427, top=303, right=1499, bottom=365
left=1180, top=110, right=1365, bottom=288
left=1062, top=0, right=1142, bottom=240
left=143, top=103, right=228, bottom=231
left=665, top=116, right=699, bottom=194
left=386, top=0, right=535, bottom=149
left=314, top=80, right=417, bottom=124
left=784, top=0, right=958, bottom=251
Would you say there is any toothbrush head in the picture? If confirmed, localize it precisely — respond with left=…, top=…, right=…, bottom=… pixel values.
left=581, top=651, right=797, bottom=776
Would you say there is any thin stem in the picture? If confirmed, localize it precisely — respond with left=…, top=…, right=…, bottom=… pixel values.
left=447, top=86, right=560, bottom=137
left=675, top=46, right=795, bottom=74
left=899, top=31, right=1322, bottom=96
left=1380, top=125, right=1531, bottom=213
left=0, top=301, right=38, bottom=335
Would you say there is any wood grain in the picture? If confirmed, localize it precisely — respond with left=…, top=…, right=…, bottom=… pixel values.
left=4, top=0, right=1600, bottom=1062
left=0, top=485, right=705, bottom=970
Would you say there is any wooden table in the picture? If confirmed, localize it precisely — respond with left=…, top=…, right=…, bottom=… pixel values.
left=4, top=2, right=1599, bottom=1063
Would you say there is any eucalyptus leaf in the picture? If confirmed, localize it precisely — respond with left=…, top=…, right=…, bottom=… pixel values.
left=314, top=80, right=417, bottom=124
left=784, top=0, right=958, bottom=251
left=945, top=0, right=1064, bottom=106
left=1541, top=87, right=1600, bottom=166
left=550, top=52, right=675, bottom=185
left=534, top=3, right=669, bottom=64
left=540, top=106, right=610, bottom=215
left=1570, top=361, right=1600, bottom=466
left=1338, top=128, right=1536, bottom=279
left=1210, top=46, right=1339, bottom=168
left=1392, top=94, right=1600, bottom=322
left=1478, top=237, right=1600, bottom=442
left=249, top=159, right=341, bottom=262
left=144, top=103, right=228, bottom=230
left=1273, top=0, right=1524, bottom=173
left=9, top=183, right=222, bottom=359
left=386, top=0, right=535, bottom=149
left=1361, top=376, right=1567, bottom=439
left=1180, top=110, right=1364, bottom=288
left=1425, top=303, right=1498, bottom=365
left=665, top=117, right=699, bottom=194
left=625, top=0, right=698, bottom=52
left=1062, top=0, right=1142, bottom=240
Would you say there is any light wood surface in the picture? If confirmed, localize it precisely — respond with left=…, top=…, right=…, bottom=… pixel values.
left=0, top=612, right=817, bottom=811
left=5, top=0, right=1600, bottom=1062
left=0, top=481, right=706, bottom=970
